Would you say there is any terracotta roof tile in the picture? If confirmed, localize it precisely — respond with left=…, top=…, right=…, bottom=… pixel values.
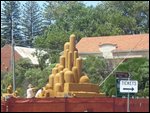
left=76, top=34, right=149, bottom=53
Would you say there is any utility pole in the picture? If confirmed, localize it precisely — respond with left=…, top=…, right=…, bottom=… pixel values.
left=11, top=11, right=16, bottom=92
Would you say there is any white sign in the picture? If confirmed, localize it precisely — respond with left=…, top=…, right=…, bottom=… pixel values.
left=120, top=80, right=138, bottom=93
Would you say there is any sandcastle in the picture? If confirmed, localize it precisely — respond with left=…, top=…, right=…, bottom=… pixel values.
left=2, top=84, right=19, bottom=99
left=38, top=34, right=105, bottom=97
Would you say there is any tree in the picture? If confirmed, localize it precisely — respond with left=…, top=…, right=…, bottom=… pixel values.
left=1, top=72, right=13, bottom=93
left=35, top=1, right=94, bottom=62
left=1, top=58, right=33, bottom=96
left=33, top=49, right=50, bottom=70
left=1, top=36, right=6, bottom=47
left=102, top=75, right=116, bottom=96
left=103, top=58, right=149, bottom=97
left=34, top=25, right=68, bottom=64
left=21, top=1, right=44, bottom=47
left=82, top=56, right=111, bottom=85
left=102, top=1, right=149, bottom=34
left=1, top=57, right=56, bottom=97
left=1, top=1, right=21, bottom=45
left=43, top=1, right=71, bottom=25
left=43, top=1, right=92, bottom=40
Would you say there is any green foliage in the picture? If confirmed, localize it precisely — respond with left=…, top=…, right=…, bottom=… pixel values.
left=1, top=58, right=32, bottom=96
left=1, top=71, right=7, bottom=80
left=21, top=1, right=44, bottom=47
left=15, top=58, right=33, bottom=69
left=1, top=36, right=7, bottom=47
left=32, top=49, right=50, bottom=70
left=1, top=1, right=149, bottom=48
left=118, top=58, right=149, bottom=97
left=43, top=1, right=92, bottom=39
left=108, top=87, right=116, bottom=97
left=35, top=1, right=91, bottom=59
left=83, top=56, right=111, bottom=84
left=1, top=72, right=13, bottom=93
left=1, top=1, right=149, bottom=98
left=117, top=58, right=149, bottom=85
left=1, top=58, right=56, bottom=97
left=34, top=25, right=70, bottom=64
left=90, top=4, right=124, bottom=36
left=15, top=58, right=33, bottom=88
left=102, top=75, right=116, bottom=96
left=101, top=58, right=149, bottom=97
left=102, top=1, right=149, bottom=34
left=143, top=88, right=149, bottom=96
left=34, top=1, right=149, bottom=60
left=1, top=1, right=22, bottom=45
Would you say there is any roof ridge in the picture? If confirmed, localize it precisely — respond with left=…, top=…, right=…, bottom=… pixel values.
left=82, top=33, right=149, bottom=39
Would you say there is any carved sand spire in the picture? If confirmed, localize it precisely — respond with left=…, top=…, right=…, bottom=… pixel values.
left=38, top=34, right=105, bottom=98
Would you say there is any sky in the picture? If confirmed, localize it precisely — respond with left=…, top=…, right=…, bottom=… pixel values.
left=83, top=1, right=100, bottom=6
left=17, top=1, right=100, bottom=7
left=1, top=1, right=100, bottom=9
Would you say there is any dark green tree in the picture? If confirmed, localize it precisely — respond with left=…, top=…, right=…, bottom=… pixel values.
left=82, top=56, right=111, bottom=85
left=34, top=25, right=69, bottom=64
left=43, top=1, right=71, bottom=25
left=1, top=36, right=7, bottom=47
left=35, top=1, right=93, bottom=63
left=1, top=58, right=32, bottom=96
left=102, top=58, right=149, bottom=97
left=21, top=1, right=44, bottom=47
left=1, top=57, right=56, bottom=97
left=102, top=75, right=116, bottom=96
left=43, top=1, right=92, bottom=40
left=33, top=49, right=50, bottom=70
left=1, top=1, right=21, bottom=45
left=102, top=1, right=149, bottom=34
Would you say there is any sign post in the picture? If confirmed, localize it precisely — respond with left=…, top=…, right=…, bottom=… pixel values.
left=115, top=72, right=129, bottom=97
left=127, top=91, right=130, bottom=112
left=120, top=79, right=138, bottom=112
left=127, top=78, right=130, bottom=112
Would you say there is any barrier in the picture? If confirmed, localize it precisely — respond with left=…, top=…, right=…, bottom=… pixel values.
left=1, top=97, right=149, bottom=112
left=1, top=101, right=7, bottom=112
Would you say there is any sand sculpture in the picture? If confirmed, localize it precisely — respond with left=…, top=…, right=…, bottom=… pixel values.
left=1, top=34, right=105, bottom=98
left=2, top=84, right=19, bottom=99
left=36, top=34, right=105, bottom=98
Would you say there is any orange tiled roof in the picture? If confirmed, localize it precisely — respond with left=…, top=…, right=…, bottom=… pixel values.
left=76, top=34, right=149, bottom=53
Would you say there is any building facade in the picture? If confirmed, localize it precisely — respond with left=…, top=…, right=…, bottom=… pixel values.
left=76, top=34, right=149, bottom=68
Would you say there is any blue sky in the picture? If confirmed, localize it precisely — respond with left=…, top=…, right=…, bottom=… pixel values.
left=83, top=1, right=100, bottom=6
left=1, top=1, right=100, bottom=8
left=20, top=1, right=100, bottom=7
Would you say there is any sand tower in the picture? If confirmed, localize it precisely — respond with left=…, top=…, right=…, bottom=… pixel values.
left=38, top=34, right=105, bottom=97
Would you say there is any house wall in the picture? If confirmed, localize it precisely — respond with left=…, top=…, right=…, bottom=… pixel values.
left=78, top=50, right=149, bottom=69
left=110, top=50, right=149, bottom=68
left=99, top=44, right=116, bottom=59
left=113, top=51, right=149, bottom=59
left=1, top=45, right=21, bottom=72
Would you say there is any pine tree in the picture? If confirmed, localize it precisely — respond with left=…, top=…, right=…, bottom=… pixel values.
left=1, top=1, right=21, bottom=45
left=21, top=1, right=44, bottom=47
